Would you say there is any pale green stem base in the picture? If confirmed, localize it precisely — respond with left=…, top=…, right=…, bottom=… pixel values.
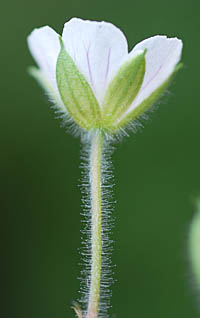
left=86, top=131, right=103, bottom=318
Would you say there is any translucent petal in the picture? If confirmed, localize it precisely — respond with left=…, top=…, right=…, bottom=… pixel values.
left=128, top=35, right=183, bottom=112
left=27, top=26, right=60, bottom=91
left=62, top=18, right=128, bottom=104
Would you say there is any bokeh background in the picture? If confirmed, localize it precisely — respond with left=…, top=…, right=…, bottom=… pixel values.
left=2, top=0, right=200, bottom=317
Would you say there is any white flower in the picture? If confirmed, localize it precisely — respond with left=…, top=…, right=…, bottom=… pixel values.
left=27, top=18, right=183, bottom=133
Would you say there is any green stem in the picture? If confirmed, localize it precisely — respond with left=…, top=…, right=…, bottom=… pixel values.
left=86, top=131, right=103, bottom=318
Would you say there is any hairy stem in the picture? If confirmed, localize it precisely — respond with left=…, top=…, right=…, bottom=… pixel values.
left=86, top=131, right=103, bottom=318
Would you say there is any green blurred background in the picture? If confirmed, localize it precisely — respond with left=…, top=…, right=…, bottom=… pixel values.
left=2, top=0, right=200, bottom=317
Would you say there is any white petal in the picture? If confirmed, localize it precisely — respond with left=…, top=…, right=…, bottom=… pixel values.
left=62, top=18, right=128, bottom=104
left=128, top=35, right=183, bottom=111
left=27, top=26, right=60, bottom=91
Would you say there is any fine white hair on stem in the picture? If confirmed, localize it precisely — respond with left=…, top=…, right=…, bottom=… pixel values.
left=27, top=18, right=183, bottom=318
left=79, top=131, right=115, bottom=318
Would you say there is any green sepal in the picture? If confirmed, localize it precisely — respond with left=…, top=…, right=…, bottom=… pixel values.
left=101, top=50, right=146, bottom=127
left=113, top=62, right=183, bottom=131
left=56, top=37, right=101, bottom=130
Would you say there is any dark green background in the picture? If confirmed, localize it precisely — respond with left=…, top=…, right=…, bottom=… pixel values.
left=2, top=0, right=200, bottom=317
